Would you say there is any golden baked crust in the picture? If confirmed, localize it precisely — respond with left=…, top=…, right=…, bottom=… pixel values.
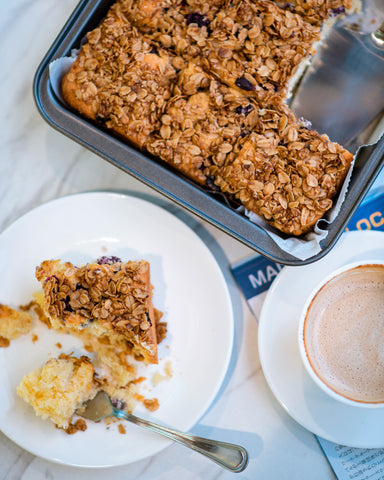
left=35, top=258, right=159, bottom=364
left=61, top=0, right=354, bottom=236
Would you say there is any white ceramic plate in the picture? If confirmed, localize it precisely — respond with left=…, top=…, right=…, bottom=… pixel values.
left=0, top=192, right=234, bottom=467
left=258, top=230, right=384, bottom=449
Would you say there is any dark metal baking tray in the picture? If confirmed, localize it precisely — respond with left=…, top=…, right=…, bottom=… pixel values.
left=33, top=0, right=384, bottom=266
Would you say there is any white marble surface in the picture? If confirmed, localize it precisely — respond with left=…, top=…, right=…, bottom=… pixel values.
left=0, top=1, right=337, bottom=478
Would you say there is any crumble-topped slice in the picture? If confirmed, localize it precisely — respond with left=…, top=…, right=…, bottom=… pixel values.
left=119, top=0, right=322, bottom=105
left=61, top=0, right=177, bottom=149
left=35, top=257, right=159, bottom=364
left=210, top=111, right=353, bottom=235
left=200, top=0, right=321, bottom=103
left=146, top=62, right=267, bottom=185
left=17, top=354, right=98, bottom=429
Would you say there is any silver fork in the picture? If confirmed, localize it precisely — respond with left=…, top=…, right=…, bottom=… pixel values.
left=78, top=391, right=248, bottom=473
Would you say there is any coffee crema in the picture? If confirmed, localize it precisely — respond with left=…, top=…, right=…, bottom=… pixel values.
left=303, top=264, right=384, bottom=404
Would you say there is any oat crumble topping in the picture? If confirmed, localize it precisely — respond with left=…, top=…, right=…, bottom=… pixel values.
left=62, top=0, right=354, bottom=236
left=35, top=258, right=159, bottom=364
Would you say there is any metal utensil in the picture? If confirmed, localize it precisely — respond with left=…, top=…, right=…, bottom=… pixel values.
left=78, top=391, right=249, bottom=473
left=290, top=21, right=384, bottom=151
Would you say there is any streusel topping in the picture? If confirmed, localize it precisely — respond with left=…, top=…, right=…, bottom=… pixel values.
left=62, top=0, right=354, bottom=235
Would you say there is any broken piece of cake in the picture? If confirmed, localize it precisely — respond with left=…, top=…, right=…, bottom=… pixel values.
left=17, top=354, right=98, bottom=429
left=35, top=257, right=159, bottom=364
left=0, top=303, right=33, bottom=347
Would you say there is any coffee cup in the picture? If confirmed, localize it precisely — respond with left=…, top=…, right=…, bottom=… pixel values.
left=298, top=260, right=384, bottom=408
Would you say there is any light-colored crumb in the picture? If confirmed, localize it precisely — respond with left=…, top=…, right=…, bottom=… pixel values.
left=152, top=371, right=167, bottom=385
left=164, top=360, right=173, bottom=378
left=103, top=383, right=138, bottom=413
left=152, top=360, right=173, bottom=385
left=118, top=423, right=126, bottom=434
left=143, top=397, right=159, bottom=411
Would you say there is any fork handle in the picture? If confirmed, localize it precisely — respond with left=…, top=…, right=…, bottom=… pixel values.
left=113, top=409, right=248, bottom=473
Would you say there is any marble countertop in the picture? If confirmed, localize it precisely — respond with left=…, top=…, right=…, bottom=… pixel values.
left=0, top=1, right=337, bottom=478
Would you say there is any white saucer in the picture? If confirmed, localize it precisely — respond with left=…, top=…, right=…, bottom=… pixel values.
left=0, top=192, right=234, bottom=467
left=258, top=230, right=384, bottom=448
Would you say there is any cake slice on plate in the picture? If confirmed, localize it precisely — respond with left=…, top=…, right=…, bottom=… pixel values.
left=35, top=257, right=159, bottom=364
left=17, top=354, right=98, bottom=429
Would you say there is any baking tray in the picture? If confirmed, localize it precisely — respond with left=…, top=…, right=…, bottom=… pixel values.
left=33, top=0, right=384, bottom=266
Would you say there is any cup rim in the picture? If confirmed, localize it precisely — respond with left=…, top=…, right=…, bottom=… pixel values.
left=298, top=259, right=384, bottom=408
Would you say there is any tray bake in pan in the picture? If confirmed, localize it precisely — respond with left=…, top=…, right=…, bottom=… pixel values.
left=33, top=0, right=384, bottom=265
